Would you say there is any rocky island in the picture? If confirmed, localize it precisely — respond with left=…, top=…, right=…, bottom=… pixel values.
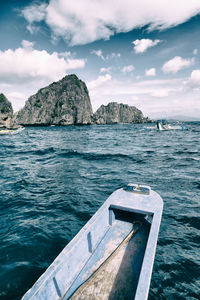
left=93, top=102, right=147, bottom=124
left=15, top=75, right=93, bottom=126
left=2, top=74, right=149, bottom=126
left=0, top=93, right=13, bottom=127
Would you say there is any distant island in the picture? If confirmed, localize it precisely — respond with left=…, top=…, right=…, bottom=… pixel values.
left=0, top=74, right=150, bottom=127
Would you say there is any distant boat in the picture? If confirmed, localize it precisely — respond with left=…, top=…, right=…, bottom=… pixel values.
left=0, top=127, right=24, bottom=135
left=156, top=119, right=187, bottom=130
left=22, top=184, right=163, bottom=300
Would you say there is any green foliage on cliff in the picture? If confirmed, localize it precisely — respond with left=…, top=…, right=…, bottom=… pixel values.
left=70, top=74, right=81, bottom=89
left=34, top=99, right=42, bottom=108
left=1, top=106, right=9, bottom=114
left=0, top=93, right=13, bottom=114
left=0, top=93, right=7, bottom=103
left=83, top=83, right=89, bottom=96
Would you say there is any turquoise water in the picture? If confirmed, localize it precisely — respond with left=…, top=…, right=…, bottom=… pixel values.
left=0, top=123, right=199, bottom=299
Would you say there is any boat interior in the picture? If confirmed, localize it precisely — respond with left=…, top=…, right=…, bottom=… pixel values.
left=63, top=207, right=152, bottom=300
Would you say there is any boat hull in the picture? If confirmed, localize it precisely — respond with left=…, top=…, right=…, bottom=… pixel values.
left=22, top=185, right=163, bottom=300
left=157, top=120, right=187, bottom=131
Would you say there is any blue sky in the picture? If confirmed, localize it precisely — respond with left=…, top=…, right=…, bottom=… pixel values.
left=0, top=0, right=200, bottom=119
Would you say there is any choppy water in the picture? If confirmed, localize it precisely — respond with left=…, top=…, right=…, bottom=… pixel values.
left=0, top=123, right=199, bottom=300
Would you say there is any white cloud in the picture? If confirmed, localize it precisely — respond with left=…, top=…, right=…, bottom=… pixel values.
left=132, top=39, right=161, bottom=53
left=21, top=3, right=47, bottom=34
left=189, top=69, right=200, bottom=85
left=91, top=49, right=105, bottom=60
left=65, top=59, right=86, bottom=70
left=162, top=56, right=194, bottom=74
left=21, top=40, right=34, bottom=50
left=21, top=0, right=200, bottom=46
left=87, top=74, right=112, bottom=90
left=151, top=89, right=169, bottom=98
left=59, top=51, right=72, bottom=58
left=22, top=3, right=47, bottom=23
left=91, top=49, right=120, bottom=60
left=0, top=41, right=86, bottom=85
left=122, top=65, right=135, bottom=73
left=100, top=67, right=112, bottom=73
left=193, top=49, right=198, bottom=55
left=7, top=91, right=26, bottom=99
left=0, top=83, right=11, bottom=89
left=145, top=68, right=156, bottom=76
left=108, top=53, right=121, bottom=59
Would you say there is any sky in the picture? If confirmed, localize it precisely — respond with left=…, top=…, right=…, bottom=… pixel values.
left=0, top=0, right=200, bottom=120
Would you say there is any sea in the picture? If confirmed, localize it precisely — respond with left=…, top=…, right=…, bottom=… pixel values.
left=0, top=123, right=199, bottom=300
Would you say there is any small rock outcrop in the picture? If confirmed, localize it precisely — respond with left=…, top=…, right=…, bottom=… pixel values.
left=0, top=93, right=13, bottom=126
left=92, top=102, right=147, bottom=124
left=15, top=75, right=93, bottom=126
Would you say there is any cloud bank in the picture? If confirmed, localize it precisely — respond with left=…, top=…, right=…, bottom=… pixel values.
left=21, top=0, right=200, bottom=45
left=87, top=73, right=200, bottom=119
left=0, top=41, right=86, bottom=85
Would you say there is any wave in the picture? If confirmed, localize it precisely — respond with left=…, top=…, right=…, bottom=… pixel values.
left=58, top=150, right=147, bottom=164
left=14, top=147, right=56, bottom=156
left=170, top=215, right=200, bottom=230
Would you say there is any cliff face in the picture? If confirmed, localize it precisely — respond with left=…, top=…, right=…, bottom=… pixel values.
left=93, top=102, right=147, bottom=124
left=15, top=75, right=93, bottom=125
left=0, top=93, right=13, bottom=125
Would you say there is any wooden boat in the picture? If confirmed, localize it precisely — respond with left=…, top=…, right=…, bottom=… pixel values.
left=22, top=184, right=163, bottom=300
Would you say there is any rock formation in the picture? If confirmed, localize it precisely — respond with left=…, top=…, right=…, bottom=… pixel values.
left=15, top=74, right=93, bottom=126
left=0, top=93, right=13, bottom=126
left=12, top=74, right=150, bottom=126
left=92, top=102, right=147, bottom=124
